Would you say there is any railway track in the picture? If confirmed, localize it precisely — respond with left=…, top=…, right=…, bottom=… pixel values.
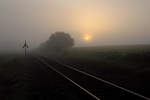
left=36, top=56, right=150, bottom=100
left=13, top=56, right=97, bottom=100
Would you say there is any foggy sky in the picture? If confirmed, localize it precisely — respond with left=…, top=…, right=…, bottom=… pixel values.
left=0, top=0, right=150, bottom=52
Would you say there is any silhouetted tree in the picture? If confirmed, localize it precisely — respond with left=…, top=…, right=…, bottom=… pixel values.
left=41, top=32, right=74, bottom=53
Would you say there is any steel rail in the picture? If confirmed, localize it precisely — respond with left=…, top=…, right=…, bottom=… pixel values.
left=52, top=58, right=150, bottom=100
left=36, top=57, right=101, bottom=100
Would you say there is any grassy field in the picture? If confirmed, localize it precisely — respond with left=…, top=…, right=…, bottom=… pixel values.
left=0, top=54, right=13, bottom=65
left=63, top=45, right=150, bottom=97
left=0, top=46, right=150, bottom=98
left=0, top=53, right=20, bottom=65
left=64, top=45, right=150, bottom=69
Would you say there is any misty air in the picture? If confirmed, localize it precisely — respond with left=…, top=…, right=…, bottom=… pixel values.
left=0, top=0, right=150, bottom=100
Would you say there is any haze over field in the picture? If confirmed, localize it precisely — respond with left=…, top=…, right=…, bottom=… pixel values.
left=0, top=0, right=150, bottom=51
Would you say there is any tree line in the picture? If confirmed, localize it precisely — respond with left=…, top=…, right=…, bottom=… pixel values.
left=39, top=32, right=74, bottom=54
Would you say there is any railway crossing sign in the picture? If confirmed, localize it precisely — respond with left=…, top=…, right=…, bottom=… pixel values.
left=22, top=40, right=29, bottom=56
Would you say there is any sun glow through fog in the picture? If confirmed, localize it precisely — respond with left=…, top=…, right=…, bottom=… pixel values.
left=71, top=8, right=117, bottom=43
left=83, top=34, right=92, bottom=41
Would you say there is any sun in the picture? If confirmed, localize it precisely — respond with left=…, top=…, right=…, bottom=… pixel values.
left=83, top=34, right=92, bottom=41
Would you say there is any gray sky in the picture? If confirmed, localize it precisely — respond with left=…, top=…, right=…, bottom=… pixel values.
left=0, top=0, right=150, bottom=51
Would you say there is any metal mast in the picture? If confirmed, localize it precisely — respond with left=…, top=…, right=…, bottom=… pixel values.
left=23, top=40, right=29, bottom=56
